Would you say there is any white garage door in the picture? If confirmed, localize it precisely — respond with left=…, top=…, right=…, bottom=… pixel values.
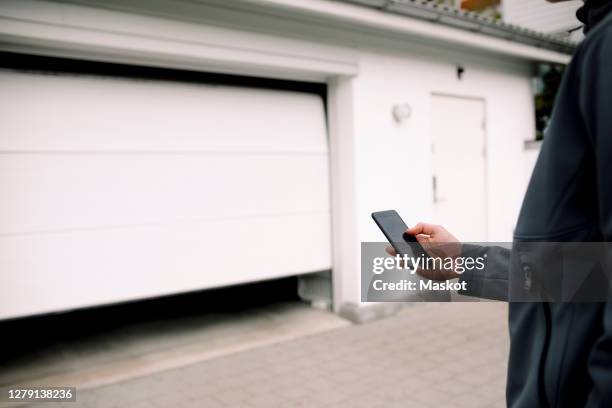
left=0, top=68, right=331, bottom=319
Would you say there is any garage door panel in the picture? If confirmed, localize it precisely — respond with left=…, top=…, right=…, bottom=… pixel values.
left=0, top=67, right=331, bottom=319
left=0, top=70, right=327, bottom=153
left=0, top=212, right=332, bottom=319
left=0, top=153, right=330, bottom=235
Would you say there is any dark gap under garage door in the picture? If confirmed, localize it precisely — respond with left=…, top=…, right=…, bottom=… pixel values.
left=0, top=276, right=300, bottom=363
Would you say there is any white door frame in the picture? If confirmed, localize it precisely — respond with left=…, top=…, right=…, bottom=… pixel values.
left=0, top=0, right=360, bottom=312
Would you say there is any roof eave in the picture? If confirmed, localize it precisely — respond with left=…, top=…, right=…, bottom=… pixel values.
left=242, top=0, right=574, bottom=63
left=342, top=0, right=576, bottom=55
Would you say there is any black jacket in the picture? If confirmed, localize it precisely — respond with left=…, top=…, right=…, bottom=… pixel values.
left=460, top=4, right=612, bottom=407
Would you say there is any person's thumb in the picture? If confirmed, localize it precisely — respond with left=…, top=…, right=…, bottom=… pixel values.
left=406, top=222, right=439, bottom=237
left=415, top=234, right=430, bottom=246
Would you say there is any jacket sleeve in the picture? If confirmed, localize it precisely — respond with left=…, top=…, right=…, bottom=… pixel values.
left=457, top=244, right=510, bottom=301
left=578, top=25, right=612, bottom=408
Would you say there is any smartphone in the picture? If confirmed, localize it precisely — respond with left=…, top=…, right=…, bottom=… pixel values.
left=371, top=210, right=427, bottom=258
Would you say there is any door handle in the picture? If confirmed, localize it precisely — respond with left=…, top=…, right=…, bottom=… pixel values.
left=433, top=175, right=446, bottom=203
left=433, top=175, right=438, bottom=203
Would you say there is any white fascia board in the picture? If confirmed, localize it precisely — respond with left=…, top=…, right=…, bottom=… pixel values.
left=0, top=0, right=358, bottom=81
left=240, top=0, right=572, bottom=64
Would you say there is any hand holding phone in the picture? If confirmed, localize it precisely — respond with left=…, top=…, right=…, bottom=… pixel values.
left=372, top=210, right=462, bottom=280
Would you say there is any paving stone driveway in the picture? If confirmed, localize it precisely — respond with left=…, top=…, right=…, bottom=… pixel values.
left=27, top=302, right=509, bottom=408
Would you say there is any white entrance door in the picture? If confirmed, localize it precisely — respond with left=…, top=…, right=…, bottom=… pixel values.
left=430, top=95, right=487, bottom=242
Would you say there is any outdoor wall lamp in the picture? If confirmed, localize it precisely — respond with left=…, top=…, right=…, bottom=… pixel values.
left=392, top=103, right=412, bottom=123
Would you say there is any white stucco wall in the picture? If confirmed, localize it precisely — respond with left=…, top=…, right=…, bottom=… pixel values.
left=339, top=49, right=536, bottom=306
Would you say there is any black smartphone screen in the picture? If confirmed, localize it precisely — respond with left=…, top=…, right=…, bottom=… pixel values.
left=371, top=210, right=426, bottom=258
